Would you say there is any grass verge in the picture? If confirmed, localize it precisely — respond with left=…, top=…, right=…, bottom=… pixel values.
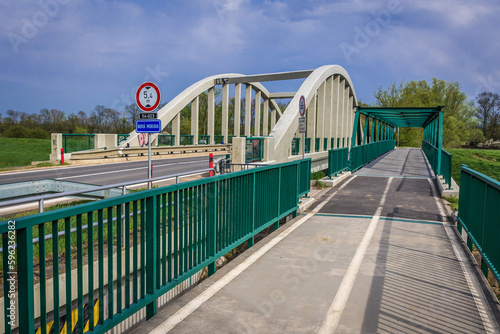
left=0, top=137, right=51, bottom=168
left=445, top=148, right=500, bottom=185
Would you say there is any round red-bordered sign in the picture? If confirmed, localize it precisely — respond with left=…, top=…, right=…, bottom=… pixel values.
left=136, top=82, right=161, bottom=112
left=299, top=95, right=306, bottom=117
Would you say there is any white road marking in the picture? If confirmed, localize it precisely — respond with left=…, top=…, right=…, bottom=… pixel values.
left=149, top=176, right=358, bottom=333
left=56, top=160, right=205, bottom=180
left=319, top=177, right=393, bottom=334
left=428, top=179, right=497, bottom=333
left=0, top=158, right=207, bottom=177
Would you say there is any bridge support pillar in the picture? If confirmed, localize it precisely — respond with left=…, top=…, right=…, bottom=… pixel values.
left=232, top=137, right=246, bottom=169
left=263, top=137, right=275, bottom=162
left=50, top=133, right=62, bottom=161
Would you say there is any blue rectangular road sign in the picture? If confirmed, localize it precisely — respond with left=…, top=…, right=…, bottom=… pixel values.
left=136, top=120, right=162, bottom=133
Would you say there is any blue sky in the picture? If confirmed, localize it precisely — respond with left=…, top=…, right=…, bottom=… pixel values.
left=1, top=0, right=499, bottom=116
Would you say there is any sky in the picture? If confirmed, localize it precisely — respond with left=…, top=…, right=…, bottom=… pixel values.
left=1, top=0, right=499, bottom=117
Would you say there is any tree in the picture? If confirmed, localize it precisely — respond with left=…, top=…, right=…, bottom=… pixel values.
left=475, top=92, right=500, bottom=140
left=373, top=79, right=476, bottom=148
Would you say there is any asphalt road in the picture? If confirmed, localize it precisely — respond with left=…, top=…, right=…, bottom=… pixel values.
left=0, top=155, right=224, bottom=187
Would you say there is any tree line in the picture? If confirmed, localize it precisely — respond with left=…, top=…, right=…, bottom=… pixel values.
left=1, top=78, right=499, bottom=148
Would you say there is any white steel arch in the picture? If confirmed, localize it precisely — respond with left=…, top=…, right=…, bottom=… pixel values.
left=121, top=73, right=283, bottom=148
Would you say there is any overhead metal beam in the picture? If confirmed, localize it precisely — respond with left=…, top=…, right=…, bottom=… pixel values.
left=269, top=92, right=296, bottom=99
left=215, top=70, right=313, bottom=85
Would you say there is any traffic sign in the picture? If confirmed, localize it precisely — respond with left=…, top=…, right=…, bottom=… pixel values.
left=299, top=95, right=306, bottom=117
left=136, top=82, right=161, bottom=112
left=136, top=120, right=162, bottom=133
left=140, top=113, right=157, bottom=119
left=299, top=117, right=306, bottom=133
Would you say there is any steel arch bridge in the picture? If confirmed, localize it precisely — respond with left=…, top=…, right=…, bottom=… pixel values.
left=121, top=65, right=374, bottom=170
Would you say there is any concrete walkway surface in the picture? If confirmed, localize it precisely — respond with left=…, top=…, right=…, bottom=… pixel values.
left=129, top=148, right=500, bottom=334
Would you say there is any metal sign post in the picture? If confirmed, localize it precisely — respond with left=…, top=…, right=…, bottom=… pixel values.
left=136, top=82, right=161, bottom=188
left=299, top=95, right=306, bottom=159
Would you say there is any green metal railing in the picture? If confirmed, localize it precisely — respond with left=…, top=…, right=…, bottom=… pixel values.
left=228, top=135, right=236, bottom=144
left=422, top=140, right=452, bottom=188
left=457, top=165, right=500, bottom=282
left=0, top=159, right=311, bottom=334
left=63, top=134, right=95, bottom=152
left=245, top=137, right=264, bottom=163
left=198, top=135, right=210, bottom=145
left=328, top=147, right=349, bottom=178
left=323, top=138, right=328, bottom=151
left=117, top=134, right=129, bottom=146
left=441, top=150, right=452, bottom=189
left=349, top=140, right=395, bottom=172
left=158, top=135, right=175, bottom=146
left=422, top=140, right=439, bottom=174
left=180, top=135, right=194, bottom=146
left=291, top=138, right=300, bottom=155
left=315, top=138, right=320, bottom=152
left=214, top=135, right=224, bottom=144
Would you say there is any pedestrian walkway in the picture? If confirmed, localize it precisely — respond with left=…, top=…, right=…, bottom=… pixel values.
left=130, top=148, right=500, bottom=334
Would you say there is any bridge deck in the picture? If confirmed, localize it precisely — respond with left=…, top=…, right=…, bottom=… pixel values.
left=130, top=148, right=499, bottom=334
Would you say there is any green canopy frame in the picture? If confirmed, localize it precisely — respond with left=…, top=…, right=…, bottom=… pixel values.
left=351, top=106, right=444, bottom=173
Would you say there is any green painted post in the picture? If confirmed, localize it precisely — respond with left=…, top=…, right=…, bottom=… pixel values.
left=437, top=111, right=443, bottom=175
left=17, top=228, right=35, bottom=334
left=247, top=173, right=256, bottom=248
left=350, top=111, right=360, bottom=148
left=208, top=181, right=217, bottom=276
left=377, top=121, right=381, bottom=142
left=146, top=195, right=158, bottom=319
left=363, top=116, right=369, bottom=145
left=371, top=119, right=376, bottom=144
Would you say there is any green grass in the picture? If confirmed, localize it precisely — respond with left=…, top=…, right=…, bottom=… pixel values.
left=445, top=148, right=500, bottom=185
left=0, top=137, right=51, bottom=168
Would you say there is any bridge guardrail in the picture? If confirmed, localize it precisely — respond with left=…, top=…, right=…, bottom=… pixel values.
left=457, top=165, right=500, bottom=282
left=441, top=149, right=452, bottom=189
left=62, top=134, right=95, bottom=152
left=0, top=159, right=310, bottom=334
left=349, top=140, right=395, bottom=172
left=328, top=147, right=349, bottom=178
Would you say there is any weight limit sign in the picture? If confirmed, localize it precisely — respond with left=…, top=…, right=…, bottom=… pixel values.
left=136, top=82, right=161, bottom=112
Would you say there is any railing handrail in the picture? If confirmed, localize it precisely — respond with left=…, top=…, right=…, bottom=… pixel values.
left=461, top=164, right=500, bottom=191
left=0, top=168, right=215, bottom=209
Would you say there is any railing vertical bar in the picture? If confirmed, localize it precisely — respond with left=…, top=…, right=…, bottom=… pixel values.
left=52, top=219, right=61, bottom=331
left=39, top=223, right=47, bottom=334
left=192, top=187, right=198, bottom=267
left=188, top=187, right=193, bottom=270
left=174, top=190, right=179, bottom=279
left=116, top=204, right=122, bottom=313
left=183, top=189, right=188, bottom=272
left=124, top=202, right=130, bottom=308
left=179, top=189, right=184, bottom=275
left=97, top=210, right=104, bottom=325
left=76, top=214, right=84, bottom=333
left=197, top=185, right=202, bottom=265
left=132, top=201, right=138, bottom=304
left=156, top=195, right=161, bottom=289
left=162, top=194, right=167, bottom=285
left=87, top=211, right=94, bottom=331
left=167, top=192, right=173, bottom=283
left=140, top=199, right=146, bottom=298
left=107, top=206, right=114, bottom=319
left=64, top=217, right=73, bottom=332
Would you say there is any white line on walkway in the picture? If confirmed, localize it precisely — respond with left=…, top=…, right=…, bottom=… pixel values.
left=56, top=160, right=205, bottom=180
left=428, top=179, right=497, bottom=333
left=149, top=176, right=358, bottom=334
left=319, top=177, right=393, bottom=334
